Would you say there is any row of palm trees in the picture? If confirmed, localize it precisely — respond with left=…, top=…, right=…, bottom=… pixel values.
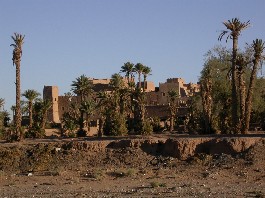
left=62, top=62, right=154, bottom=136
left=120, top=62, right=152, bottom=91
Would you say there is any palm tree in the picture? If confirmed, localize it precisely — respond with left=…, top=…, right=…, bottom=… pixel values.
left=0, top=98, right=4, bottom=110
left=11, top=32, right=25, bottom=139
left=134, top=63, right=145, bottom=89
left=142, top=66, right=152, bottom=92
left=80, top=99, right=96, bottom=133
left=40, top=99, right=52, bottom=130
left=120, top=62, right=135, bottom=86
left=235, top=54, right=250, bottom=130
left=71, top=74, right=94, bottom=131
left=71, top=74, right=94, bottom=102
left=218, top=18, right=250, bottom=133
left=167, top=90, right=179, bottom=132
left=244, top=39, right=265, bottom=133
left=97, top=91, right=111, bottom=137
left=200, top=65, right=213, bottom=134
left=22, top=89, right=40, bottom=128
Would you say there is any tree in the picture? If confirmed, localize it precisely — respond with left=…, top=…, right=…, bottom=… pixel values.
left=71, top=74, right=93, bottom=102
left=40, top=99, right=52, bottom=130
left=142, top=66, right=152, bottom=92
left=244, top=39, right=265, bottom=133
left=120, top=62, right=135, bottom=86
left=167, top=90, right=179, bottom=132
left=199, top=46, right=232, bottom=134
left=134, top=63, right=145, bottom=89
left=11, top=33, right=25, bottom=139
left=22, top=89, right=40, bottom=128
left=80, top=99, right=96, bottom=134
left=103, top=73, right=128, bottom=136
left=71, top=74, right=94, bottom=131
left=218, top=18, right=250, bottom=133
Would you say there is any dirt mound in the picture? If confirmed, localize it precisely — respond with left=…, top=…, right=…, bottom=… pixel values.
left=0, top=136, right=265, bottom=197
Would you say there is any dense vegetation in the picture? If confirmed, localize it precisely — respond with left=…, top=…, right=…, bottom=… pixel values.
left=1, top=18, right=264, bottom=141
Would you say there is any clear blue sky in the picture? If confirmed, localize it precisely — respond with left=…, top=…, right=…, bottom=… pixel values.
left=0, top=0, right=265, bottom=112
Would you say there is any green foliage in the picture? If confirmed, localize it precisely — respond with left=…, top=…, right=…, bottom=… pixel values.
left=151, top=117, right=163, bottom=133
left=104, top=113, right=128, bottom=136
left=25, top=126, right=45, bottom=138
left=141, top=119, right=153, bottom=135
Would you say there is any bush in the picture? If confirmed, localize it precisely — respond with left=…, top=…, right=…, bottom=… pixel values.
left=25, top=126, right=45, bottom=138
left=151, top=117, right=163, bottom=133
left=141, top=119, right=153, bottom=135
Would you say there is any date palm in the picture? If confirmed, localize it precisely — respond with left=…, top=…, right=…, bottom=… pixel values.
left=167, top=90, right=179, bottom=132
left=71, top=74, right=93, bottom=102
left=120, top=62, right=135, bottom=86
left=134, top=63, right=145, bottom=89
left=11, top=33, right=25, bottom=139
left=22, top=89, right=40, bottom=128
left=40, top=99, right=52, bottom=130
left=71, top=74, right=94, bottom=130
left=244, top=39, right=265, bottom=133
left=218, top=18, right=250, bottom=133
left=142, top=66, right=152, bottom=92
left=80, top=99, right=96, bottom=133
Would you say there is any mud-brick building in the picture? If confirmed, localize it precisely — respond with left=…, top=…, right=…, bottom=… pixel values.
left=43, top=77, right=200, bottom=133
left=145, top=78, right=200, bottom=106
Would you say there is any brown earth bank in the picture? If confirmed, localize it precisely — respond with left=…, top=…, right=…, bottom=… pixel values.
left=0, top=134, right=265, bottom=197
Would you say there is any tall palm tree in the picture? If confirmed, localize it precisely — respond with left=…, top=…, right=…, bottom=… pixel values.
left=22, top=89, right=40, bottom=128
left=71, top=74, right=94, bottom=130
left=142, top=66, right=152, bottom=92
left=167, top=90, right=179, bottom=132
left=235, top=54, right=250, bottom=130
left=134, top=63, right=145, bottom=89
left=218, top=18, right=250, bottom=133
left=120, top=62, right=135, bottom=86
left=244, top=39, right=265, bottom=133
left=200, top=65, right=213, bottom=134
left=11, top=33, right=25, bottom=139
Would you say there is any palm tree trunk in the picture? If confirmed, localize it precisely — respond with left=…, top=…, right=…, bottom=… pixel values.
left=244, top=60, right=258, bottom=133
left=41, top=111, right=47, bottom=130
left=15, top=62, right=22, bottom=139
left=170, top=115, right=174, bottom=132
left=143, top=76, right=147, bottom=92
left=138, top=73, right=141, bottom=89
left=29, top=101, right=33, bottom=128
left=238, top=70, right=246, bottom=132
left=231, top=36, right=239, bottom=134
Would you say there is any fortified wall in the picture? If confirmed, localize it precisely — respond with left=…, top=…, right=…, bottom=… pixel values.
left=43, top=77, right=199, bottom=124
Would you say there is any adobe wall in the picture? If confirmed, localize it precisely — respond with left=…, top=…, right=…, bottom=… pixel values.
left=43, top=86, right=60, bottom=123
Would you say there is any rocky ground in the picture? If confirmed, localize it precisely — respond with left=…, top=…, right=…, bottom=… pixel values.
left=0, top=134, right=265, bottom=197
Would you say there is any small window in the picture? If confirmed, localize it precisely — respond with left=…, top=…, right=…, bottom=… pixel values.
left=62, top=107, right=65, bottom=111
left=54, top=98, right=57, bottom=101
left=162, top=92, right=166, bottom=96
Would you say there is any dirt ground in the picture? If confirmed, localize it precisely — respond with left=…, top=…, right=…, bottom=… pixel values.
left=0, top=134, right=265, bottom=198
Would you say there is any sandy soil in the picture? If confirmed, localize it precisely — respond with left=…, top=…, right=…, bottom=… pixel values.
left=0, top=134, right=265, bottom=198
